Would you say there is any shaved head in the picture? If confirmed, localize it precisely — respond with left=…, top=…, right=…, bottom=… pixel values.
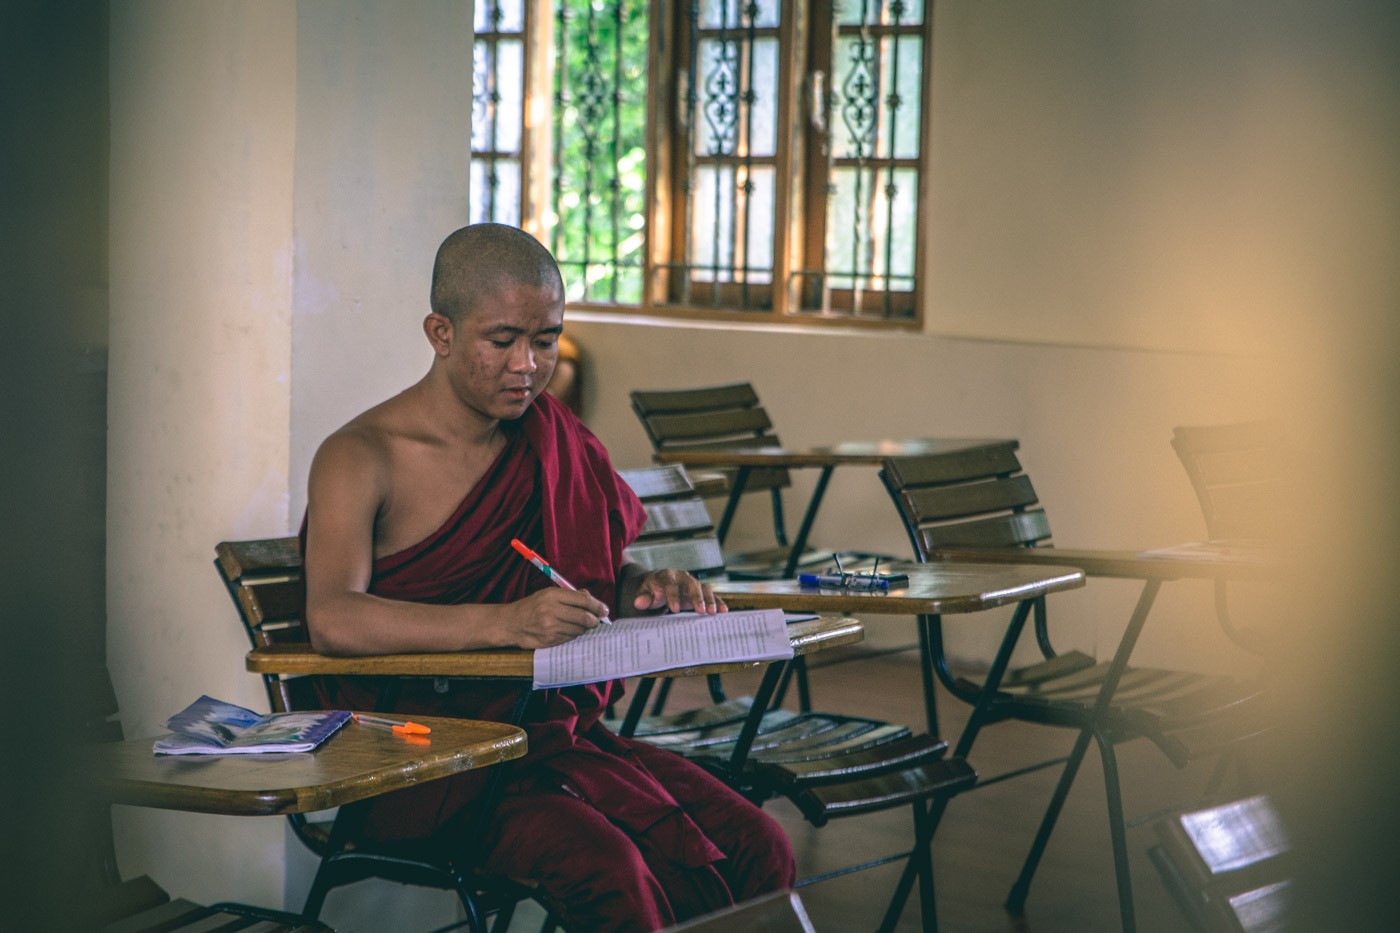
left=430, top=223, right=564, bottom=323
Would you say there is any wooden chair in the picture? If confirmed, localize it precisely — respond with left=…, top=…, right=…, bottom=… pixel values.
left=214, top=538, right=538, bottom=930
left=661, top=889, right=816, bottom=932
left=630, top=382, right=882, bottom=580
left=1148, top=795, right=1292, bottom=933
left=879, top=444, right=1274, bottom=932
left=614, top=465, right=978, bottom=932
left=1171, top=421, right=1289, bottom=653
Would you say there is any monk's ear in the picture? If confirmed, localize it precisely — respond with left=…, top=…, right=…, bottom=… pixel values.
left=424, top=312, right=454, bottom=357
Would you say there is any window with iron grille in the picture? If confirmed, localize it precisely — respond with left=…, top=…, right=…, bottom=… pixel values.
left=472, top=0, right=931, bottom=326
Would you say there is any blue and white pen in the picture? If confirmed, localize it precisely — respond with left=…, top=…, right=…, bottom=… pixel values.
left=798, top=572, right=890, bottom=590
left=510, top=538, right=613, bottom=625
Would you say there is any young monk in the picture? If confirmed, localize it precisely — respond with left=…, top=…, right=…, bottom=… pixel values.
left=301, top=223, right=795, bottom=930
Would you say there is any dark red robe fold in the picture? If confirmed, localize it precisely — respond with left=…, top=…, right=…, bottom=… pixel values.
left=304, top=392, right=793, bottom=930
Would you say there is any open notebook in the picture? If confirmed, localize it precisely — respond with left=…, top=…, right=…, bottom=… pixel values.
left=533, top=608, right=796, bottom=689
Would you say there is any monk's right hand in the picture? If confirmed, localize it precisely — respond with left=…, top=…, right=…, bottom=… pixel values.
left=503, top=588, right=610, bottom=648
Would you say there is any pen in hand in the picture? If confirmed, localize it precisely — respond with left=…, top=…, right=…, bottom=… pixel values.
left=511, top=538, right=613, bottom=626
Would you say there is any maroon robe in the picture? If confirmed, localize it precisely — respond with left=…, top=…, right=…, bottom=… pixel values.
left=305, top=392, right=793, bottom=931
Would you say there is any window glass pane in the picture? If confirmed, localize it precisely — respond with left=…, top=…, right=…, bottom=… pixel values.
left=472, top=42, right=495, bottom=152
left=888, top=35, right=922, bottom=160
left=471, top=160, right=522, bottom=226
left=690, top=165, right=736, bottom=280
left=476, top=0, right=525, bottom=33
left=738, top=166, right=775, bottom=283
left=549, top=0, right=649, bottom=304
left=748, top=38, right=779, bottom=157
left=835, top=0, right=924, bottom=28
left=824, top=166, right=916, bottom=296
left=696, top=38, right=741, bottom=156
left=700, top=0, right=780, bottom=31
left=493, top=39, right=524, bottom=153
left=831, top=33, right=880, bottom=161
left=690, top=166, right=774, bottom=285
left=695, top=37, right=778, bottom=157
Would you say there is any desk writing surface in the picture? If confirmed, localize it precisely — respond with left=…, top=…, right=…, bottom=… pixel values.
left=654, top=437, right=1011, bottom=468
left=246, top=616, right=864, bottom=680
left=926, top=547, right=1281, bottom=582
left=714, top=562, right=1085, bottom=615
left=84, top=715, right=526, bottom=817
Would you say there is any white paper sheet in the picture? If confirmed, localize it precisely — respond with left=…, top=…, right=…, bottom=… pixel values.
left=532, top=608, right=795, bottom=689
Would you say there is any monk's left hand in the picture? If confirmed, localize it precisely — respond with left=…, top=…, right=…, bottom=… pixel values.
left=632, top=569, right=727, bottom=615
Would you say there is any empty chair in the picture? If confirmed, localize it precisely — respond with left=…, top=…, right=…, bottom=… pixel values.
left=614, top=464, right=977, bottom=932
left=630, top=382, right=884, bottom=579
left=879, top=443, right=1275, bottom=932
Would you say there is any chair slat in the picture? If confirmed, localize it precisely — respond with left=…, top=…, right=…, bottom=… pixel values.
left=881, top=443, right=1023, bottom=487
left=619, top=464, right=697, bottom=499
left=638, top=499, right=714, bottom=538
left=631, top=382, right=760, bottom=415
left=917, top=509, right=1052, bottom=551
left=236, top=577, right=306, bottom=628
left=644, top=407, right=774, bottom=444
left=627, top=538, right=726, bottom=576
left=898, top=474, right=1039, bottom=524
left=215, top=537, right=301, bottom=582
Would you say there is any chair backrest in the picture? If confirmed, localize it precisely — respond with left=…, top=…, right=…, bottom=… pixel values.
left=213, top=537, right=318, bottom=714
left=1170, top=421, right=1289, bottom=543
left=878, top=440, right=1049, bottom=560
left=618, top=465, right=726, bottom=578
left=630, top=382, right=792, bottom=497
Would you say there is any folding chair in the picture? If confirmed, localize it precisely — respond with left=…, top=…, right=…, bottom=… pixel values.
left=613, top=466, right=978, bottom=932
left=630, top=382, right=888, bottom=581
left=879, top=443, right=1275, bottom=932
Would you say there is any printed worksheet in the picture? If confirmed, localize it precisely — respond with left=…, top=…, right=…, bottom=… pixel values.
left=532, top=608, right=794, bottom=689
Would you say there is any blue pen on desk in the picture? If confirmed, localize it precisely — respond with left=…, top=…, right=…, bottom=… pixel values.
left=799, top=572, right=890, bottom=590
left=511, top=538, right=613, bottom=625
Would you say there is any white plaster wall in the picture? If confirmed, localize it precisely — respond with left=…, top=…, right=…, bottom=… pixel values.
left=289, top=0, right=474, bottom=524
left=566, top=319, right=1280, bottom=672
left=286, top=2, right=476, bottom=928
left=108, top=0, right=295, bottom=910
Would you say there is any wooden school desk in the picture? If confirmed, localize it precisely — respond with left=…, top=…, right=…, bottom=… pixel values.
left=654, top=438, right=1010, bottom=578
left=713, top=561, right=1087, bottom=741
left=83, top=714, right=527, bottom=816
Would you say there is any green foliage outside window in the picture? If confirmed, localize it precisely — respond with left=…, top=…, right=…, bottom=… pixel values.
left=549, top=0, right=650, bottom=305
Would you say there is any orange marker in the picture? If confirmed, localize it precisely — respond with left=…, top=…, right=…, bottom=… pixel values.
left=354, top=713, right=431, bottom=735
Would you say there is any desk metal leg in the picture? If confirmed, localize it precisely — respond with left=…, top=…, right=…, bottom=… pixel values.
left=1004, top=580, right=1161, bottom=931
left=879, top=600, right=1037, bottom=930
left=715, top=466, right=751, bottom=545
left=780, top=466, right=834, bottom=579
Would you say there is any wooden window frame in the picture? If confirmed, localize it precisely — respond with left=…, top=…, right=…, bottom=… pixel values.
left=475, top=0, right=932, bottom=330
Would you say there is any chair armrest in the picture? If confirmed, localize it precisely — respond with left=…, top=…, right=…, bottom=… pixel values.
left=927, top=546, right=1278, bottom=582
left=246, top=617, right=863, bottom=681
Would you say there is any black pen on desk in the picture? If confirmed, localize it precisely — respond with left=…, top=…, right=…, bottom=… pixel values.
left=510, top=538, right=613, bottom=625
left=353, top=713, right=432, bottom=735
